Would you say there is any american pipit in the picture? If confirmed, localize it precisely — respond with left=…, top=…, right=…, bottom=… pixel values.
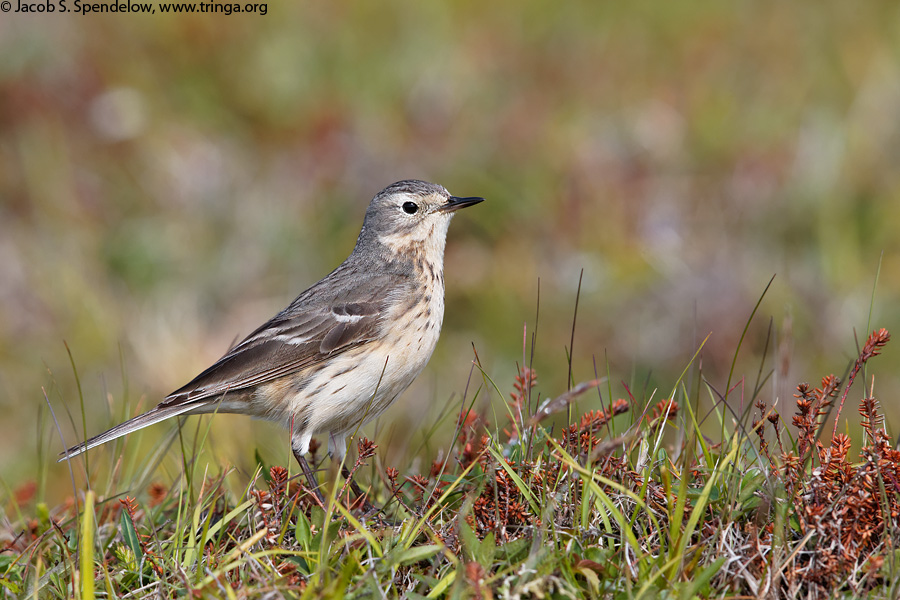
left=59, top=180, right=483, bottom=498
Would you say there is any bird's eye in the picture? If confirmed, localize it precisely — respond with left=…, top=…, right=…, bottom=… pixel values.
left=402, top=201, right=419, bottom=214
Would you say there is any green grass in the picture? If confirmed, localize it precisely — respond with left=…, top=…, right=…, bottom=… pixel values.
left=4, top=316, right=900, bottom=599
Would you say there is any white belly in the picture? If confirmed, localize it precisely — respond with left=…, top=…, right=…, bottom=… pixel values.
left=287, top=285, right=444, bottom=440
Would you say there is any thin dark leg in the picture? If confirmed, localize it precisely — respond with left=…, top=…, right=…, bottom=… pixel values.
left=292, top=448, right=326, bottom=505
left=341, top=466, right=372, bottom=506
left=340, top=465, right=400, bottom=525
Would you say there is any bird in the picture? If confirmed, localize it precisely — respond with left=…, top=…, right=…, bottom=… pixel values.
left=59, top=179, right=484, bottom=500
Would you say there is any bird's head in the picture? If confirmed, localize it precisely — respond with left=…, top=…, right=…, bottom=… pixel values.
left=358, top=180, right=483, bottom=257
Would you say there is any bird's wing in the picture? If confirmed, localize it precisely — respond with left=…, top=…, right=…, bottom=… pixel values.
left=58, top=270, right=409, bottom=461
left=160, top=273, right=402, bottom=407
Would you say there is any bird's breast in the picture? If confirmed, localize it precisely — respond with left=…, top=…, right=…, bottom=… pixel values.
left=382, top=262, right=445, bottom=370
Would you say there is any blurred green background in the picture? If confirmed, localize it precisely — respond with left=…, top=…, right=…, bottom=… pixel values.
left=2, top=2, right=900, bottom=501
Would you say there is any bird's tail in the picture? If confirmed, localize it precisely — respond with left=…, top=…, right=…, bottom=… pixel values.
left=58, top=402, right=204, bottom=462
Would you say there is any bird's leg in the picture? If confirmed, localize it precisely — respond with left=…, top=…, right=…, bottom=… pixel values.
left=329, top=433, right=369, bottom=505
left=330, top=433, right=388, bottom=519
left=331, top=435, right=369, bottom=502
left=341, top=465, right=371, bottom=507
left=291, top=429, right=325, bottom=505
left=340, top=461, right=400, bottom=526
left=293, top=449, right=326, bottom=506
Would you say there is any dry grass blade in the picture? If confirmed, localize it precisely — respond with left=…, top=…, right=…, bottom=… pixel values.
left=528, top=378, right=605, bottom=426
left=587, top=433, right=636, bottom=463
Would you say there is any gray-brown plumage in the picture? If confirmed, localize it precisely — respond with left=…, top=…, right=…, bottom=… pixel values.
left=59, top=180, right=483, bottom=489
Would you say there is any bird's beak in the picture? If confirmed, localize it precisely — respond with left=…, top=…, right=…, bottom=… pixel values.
left=439, top=196, right=485, bottom=213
